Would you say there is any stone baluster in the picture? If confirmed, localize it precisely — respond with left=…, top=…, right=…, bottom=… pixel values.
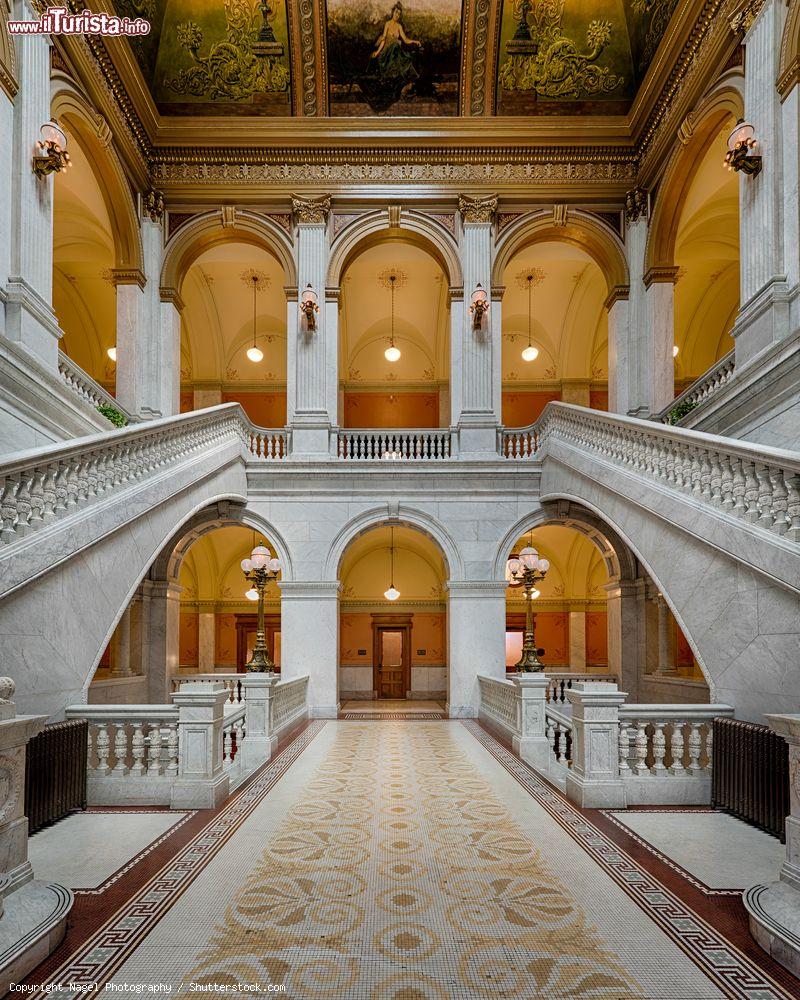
left=652, top=721, right=667, bottom=772
left=95, top=722, right=111, bottom=774
left=130, top=722, right=146, bottom=775
left=113, top=723, right=128, bottom=772
left=670, top=721, right=685, bottom=773
left=146, top=725, right=162, bottom=775
left=687, top=721, right=702, bottom=772
left=634, top=720, right=649, bottom=775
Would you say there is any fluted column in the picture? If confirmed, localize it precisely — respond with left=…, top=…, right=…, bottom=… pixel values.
left=622, top=191, right=674, bottom=417
left=110, top=606, right=132, bottom=678
left=656, top=594, right=677, bottom=674
left=117, top=200, right=178, bottom=418
left=289, top=195, right=334, bottom=457
left=605, top=580, right=640, bottom=700
left=4, top=3, right=60, bottom=368
left=734, top=0, right=791, bottom=365
left=145, top=580, right=182, bottom=703
left=452, top=195, right=500, bottom=456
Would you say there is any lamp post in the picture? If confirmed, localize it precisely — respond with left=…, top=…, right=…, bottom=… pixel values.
left=240, top=543, right=281, bottom=672
left=506, top=545, right=550, bottom=671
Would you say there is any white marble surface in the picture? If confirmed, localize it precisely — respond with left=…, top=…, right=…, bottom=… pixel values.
left=610, top=811, right=785, bottom=889
left=29, top=812, right=187, bottom=888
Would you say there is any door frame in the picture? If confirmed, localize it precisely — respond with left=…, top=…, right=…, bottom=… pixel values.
left=371, top=613, right=412, bottom=699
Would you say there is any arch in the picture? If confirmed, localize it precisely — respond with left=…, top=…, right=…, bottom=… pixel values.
left=51, top=76, right=144, bottom=274
left=324, top=504, right=464, bottom=582
left=645, top=75, right=744, bottom=274
left=492, top=499, right=638, bottom=586
left=327, top=209, right=463, bottom=289
left=493, top=210, right=629, bottom=297
left=0, top=1, right=17, bottom=99
left=779, top=0, right=800, bottom=97
left=160, top=209, right=297, bottom=299
left=148, top=500, right=295, bottom=584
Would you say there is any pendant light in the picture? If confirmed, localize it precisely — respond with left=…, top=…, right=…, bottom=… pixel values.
left=384, top=273, right=401, bottom=363
left=521, top=272, right=539, bottom=362
left=246, top=274, right=263, bottom=363
left=384, top=526, right=400, bottom=600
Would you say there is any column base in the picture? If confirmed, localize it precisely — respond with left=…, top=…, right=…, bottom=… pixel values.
left=289, top=422, right=332, bottom=459
left=565, top=773, right=626, bottom=809
left=455, top=421, right=499, bottom=459
left=0, top=881, right=73, bottom=995
left=240, top=734, right=278, bottom=769
left=170, top=771, right=229, bottom=810
left=744, top=881, right=800, bottom=978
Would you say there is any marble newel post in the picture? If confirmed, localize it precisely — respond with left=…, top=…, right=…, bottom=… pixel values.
left=744, top=714, right=800, bottom=977
left=734, top=0, right=792, bottom=365
left=0, top=679, right=73, bottom=992
left=447, top=581, right=507, bottom=718
left=565, top=681, right=627, bottom=808
left=170, top=682, right=229, bottom=809
left=511, top=674, right=551, bottom=770
left=240, top=673, right=279, bottom=768
left=117, top=194, right=179, bottom=419
left=452, top=195, right=501, bottom=457
left=621, top=189, right=674, bottom=417
left=5, top=6, right=60, bottom=369
left=279, top=581, right=339, bottom=718
left=288, top=196, right=336, bottom=458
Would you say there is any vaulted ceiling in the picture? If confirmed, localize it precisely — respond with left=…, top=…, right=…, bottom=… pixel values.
left=109, top=0, right=680, bottom=118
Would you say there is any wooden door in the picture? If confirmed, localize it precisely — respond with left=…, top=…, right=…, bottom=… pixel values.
left=378, top=629, right=405, bottom=699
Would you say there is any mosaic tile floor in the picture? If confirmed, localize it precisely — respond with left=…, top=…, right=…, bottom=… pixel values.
left=26, top=721, right=799, bottom=999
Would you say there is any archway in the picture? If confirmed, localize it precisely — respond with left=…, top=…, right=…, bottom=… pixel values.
left=337, top=523, right=449, bottom=706
left=337, top=237, right=451, bottom=429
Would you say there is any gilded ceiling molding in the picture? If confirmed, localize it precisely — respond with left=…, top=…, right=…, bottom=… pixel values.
left=492, top=209, right=629, bottom=296
left=729, top=0, right=765, bottom=36
left=332, top=213, right=366, bottom=239
left=552, top=204, right=568, bottom=227
left=0, top=0, right=18, bottom=100
left=388, top=205, right=402, bottom=228
left=458, top=195, right=498, bottom=224
left=422, top=213, right=457, bottom=237
left=778, top=0, right=800, bottom=97
left=291, top=194, right=331, bottom=224
left=604, top=285, right=630, bottom=310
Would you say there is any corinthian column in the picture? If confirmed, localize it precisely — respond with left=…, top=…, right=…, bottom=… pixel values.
left=452, top=195, right=501, bottom=457
left=289, top=195, right=335, bottom=458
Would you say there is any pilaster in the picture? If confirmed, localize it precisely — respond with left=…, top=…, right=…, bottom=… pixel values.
left=144, top=580, right=182, bottom=703
left=110, top=606, right=132, bottom=678
left=5, top=5, right=60, bottom=369
left=290, top=196, right=334, bottom=457
left=453, top=195, right=500, bottom=457
left=734, top=0, right=792, bottom=366
left=279, top=580, right=339, bottom=717
left=605, top=580, right=640, bottom=699
left=446, top=580, right=507, bottom=718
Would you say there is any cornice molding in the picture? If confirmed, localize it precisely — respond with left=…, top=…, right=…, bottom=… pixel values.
left=643, top=265, right=680, bottom=287
left=110, top=268, right=146, bottom=289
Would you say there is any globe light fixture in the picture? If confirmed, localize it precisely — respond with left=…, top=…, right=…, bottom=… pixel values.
left=384, top=273, right=401, bottom=363
left=246, top=274, right=263, bottom=364
left=32, top=120, right=71, bottom=178
left=384, top=526, right=400, bottom=601
left=240, top=540, right=281, bottom=671
left=107, top=346, right=117, bottom=362
left=469, top=284, right=489, bottom=331
left=300, top=284, right=319, bottom=330
left=521, top=272, right=539, bottom=362
left=506, top=536, right=550, bottom=671
left=724, top=118, right=762, bottom=177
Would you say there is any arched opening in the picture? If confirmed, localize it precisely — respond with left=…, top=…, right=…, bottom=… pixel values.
left=338, top=523, right=448, bottom=707
left=52, top=134, right=117, bottom=391
left=500, top=242, right=610, bottom=424
left=89, top=520, right=284, bottom=705
left=338, top=238, right=451, bottom=429
left=673, top=118, right=740, bottom=386
left=178, top=242, right=289, bottom=423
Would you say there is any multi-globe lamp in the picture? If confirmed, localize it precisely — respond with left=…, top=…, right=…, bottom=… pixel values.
left=506, top=538, right=550, bottom=671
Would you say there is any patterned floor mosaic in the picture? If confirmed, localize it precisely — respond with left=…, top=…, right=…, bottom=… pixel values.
left=25, top=721, right=799, bottom=999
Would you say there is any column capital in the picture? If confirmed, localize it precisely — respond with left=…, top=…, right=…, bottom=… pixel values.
left=643, top=265, right=680, bottom=288
left=292, top=194, right=331, bottom=225
left=446, top=580, right=508, bottom=597
left=624, top=187, right=649, bottom=224
left=110, top=268, right=147, bottom=290
left=279, top=580, right=341, bottom=599
left=604, top=284, right=629, bottom=310
left=458, top=194, right=498, bottom=225
left=142, top=190, right=165, bottom=225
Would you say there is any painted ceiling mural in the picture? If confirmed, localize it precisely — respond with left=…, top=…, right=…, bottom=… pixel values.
left=111, top=0, right=678, bottom=116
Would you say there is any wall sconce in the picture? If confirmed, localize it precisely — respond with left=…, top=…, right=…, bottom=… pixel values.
left=300, top=284, right=319, bottom=331
left=469, top=284, right=489, bottom=331
left=32, top=120, right=71, bottom=178
left=724, top=119, right=762, bottom=177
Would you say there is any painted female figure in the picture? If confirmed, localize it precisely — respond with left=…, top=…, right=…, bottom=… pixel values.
left=369, top=3, right=422, bottom=100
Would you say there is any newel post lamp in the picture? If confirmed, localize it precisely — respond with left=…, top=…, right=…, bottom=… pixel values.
left=506, top=544, right=550, bottom=671
left=240, top=543, right=281, bottom=672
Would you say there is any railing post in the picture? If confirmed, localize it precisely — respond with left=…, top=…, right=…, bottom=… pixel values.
left=510, top=674, right=551, bottom=769
left=170, top=683, right=229, bottom=809
left=240, top=674, right=279, bottom=768
left=565, top=681, right=627, bottom=809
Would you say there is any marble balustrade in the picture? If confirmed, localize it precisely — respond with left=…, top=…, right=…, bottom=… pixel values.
left=336, top=428, right=454, bottom=461
left=654, top=351, right=736, bottom=425
left=57, top=352, right=136, bottom=422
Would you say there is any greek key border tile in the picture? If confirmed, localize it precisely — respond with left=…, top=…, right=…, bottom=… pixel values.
left=339, top=712, right=444, bottom=720
left=29, top=721, right=327, bottom=989
left=461, top=720, right=795, bottom=1000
